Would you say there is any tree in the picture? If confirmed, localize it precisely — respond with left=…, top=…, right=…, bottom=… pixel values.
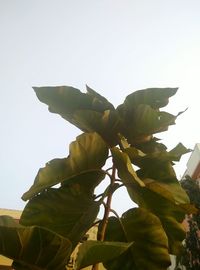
left=0, top=86, right=194, bottom=270
left=176, top=176, right=200, bottom=270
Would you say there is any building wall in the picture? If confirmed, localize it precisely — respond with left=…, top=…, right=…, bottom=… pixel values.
left=183, top=143, right=200, bottom=179
left=0, top=208, right=21, bottom=269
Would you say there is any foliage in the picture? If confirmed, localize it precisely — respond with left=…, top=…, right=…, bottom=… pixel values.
left=176, top=176, right=200, bottom=269
left=0, top=85, right=194, bottom=269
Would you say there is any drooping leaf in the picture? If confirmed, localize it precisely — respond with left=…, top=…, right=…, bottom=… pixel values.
left=34, top=86, right=99, bottom=121
left=122, top=208, right=171, bottom=270
left=111, top=147, right=144, bottom=187
left=20, top=186, right=100, bottom=250
left=111, top=147, right=144, bottom=204
left=124, top=143, right=190, bottom=205
left=75, top=240, right=132, bottom=270
left=34, top=86, right=120, bottom=145
left=131, top=182, right=187, bottom=255
left=0, top=216, right=72, bottom=270
left=22, top=132, right=108, bottom=201
left=102, top=208, right=171, bottom=270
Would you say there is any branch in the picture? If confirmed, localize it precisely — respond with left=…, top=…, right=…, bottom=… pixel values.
left=92, top=166, right=116, bottom=270
left=98, top=166, right=116, bottom=241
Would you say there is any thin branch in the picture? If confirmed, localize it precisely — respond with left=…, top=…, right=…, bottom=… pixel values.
left=92, top=166, right=116, bottom=270
left=98, top=166, right=116, bottom=241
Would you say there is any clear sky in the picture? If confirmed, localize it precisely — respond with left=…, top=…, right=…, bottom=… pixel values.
left=0, top=0, right=200, bottom=214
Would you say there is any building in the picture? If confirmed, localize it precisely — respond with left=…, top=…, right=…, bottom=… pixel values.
left=174, top=143, right=200, bottom=270
left=183, top=143, right=200, bottom=180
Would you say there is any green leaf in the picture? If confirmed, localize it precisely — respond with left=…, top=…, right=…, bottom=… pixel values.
left=22, top=132, right=108, bottom=201
left=117, top=88, right=179, bottom=145
left=111, top=147, right=144, bottom=203
left=134, top=105, right=176, bottom=133
left=118, top=104, right=177, bottom=145
left=169, top=143, right=192, bottom=161
left=34, top=86, right=97, bottom=122
left=133, top=182, right=187, bottom=255
left=0, top=216, right=72, bottom=270
left=75, top=240, right=132, bottom=269
left=103, top=208, right=171, bottom=270
left=119, top=87, right=178, bottom=110
left=122, top=208, right=171, bottom=270
left=111, top=147, right=144, bottom=187
left=99, top=217, right=136, bottom=269
left=86, top=85, right=114, bottom=110
left=127, top=143, right=191, bottom=168
left=133, top=137, right=167, bottom=153
left=73, top=109, right=120, bottom=146
left=142, top=178, right=189, bottom=205
left=20, top=186, right=100, bottom=249
left=33, top=86, right=120, bottom=145
left=124, top=144, right=190, bottom=205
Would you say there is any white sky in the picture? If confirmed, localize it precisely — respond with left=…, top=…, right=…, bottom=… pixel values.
left=0, top=0, right=200, bottom=214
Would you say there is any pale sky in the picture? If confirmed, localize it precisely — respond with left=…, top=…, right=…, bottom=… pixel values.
left=0, top=0, right=200, bottom=214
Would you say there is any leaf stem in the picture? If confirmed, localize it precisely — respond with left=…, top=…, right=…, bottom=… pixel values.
left=92, top=166, right=116, bottom=270
left=98, top=166, right=116, bottom=241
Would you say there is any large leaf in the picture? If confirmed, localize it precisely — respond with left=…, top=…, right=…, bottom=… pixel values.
left=98, top=216, right=136, bottom=269
left=131, top=182, right=187, bottom=255
left=0, top=216, right=72, bottom=270
left=124, top=143, right=190, bottom=204
left=111, top=147, right=144, bottom=204
left=126, top=143, right=191, bottom=168
left=118, top=87, right=178, bottom=110
left=86, top=85, right=114, bottom=110
left=20, top=186, right=100, bottom=250
left=73, top=109, right=120, bottom=146
left=34, top=85, right=114, bottom=118
left=118, top=104, right=177, bottom=145
left=169, top=143, right=192, bottom=161
left=75, top=240, right=132, bottom=270
left=111, top=147, right=144, bottom=187
left=133, top=105, right=176, bottom=134
left=122, top=208, right=171, bottom=270
left=117, top=88, right=179, bottom=145
left=102, top=208, right=171, bottom=270
left=22, top=132, right=108, bottom=201
left=34, top=86, right=120, bottom=145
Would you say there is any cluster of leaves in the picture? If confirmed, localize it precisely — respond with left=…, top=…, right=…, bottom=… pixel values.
left=176, top=176, right=200, bottom=269
left=0, top=85, right=193, bottom=270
